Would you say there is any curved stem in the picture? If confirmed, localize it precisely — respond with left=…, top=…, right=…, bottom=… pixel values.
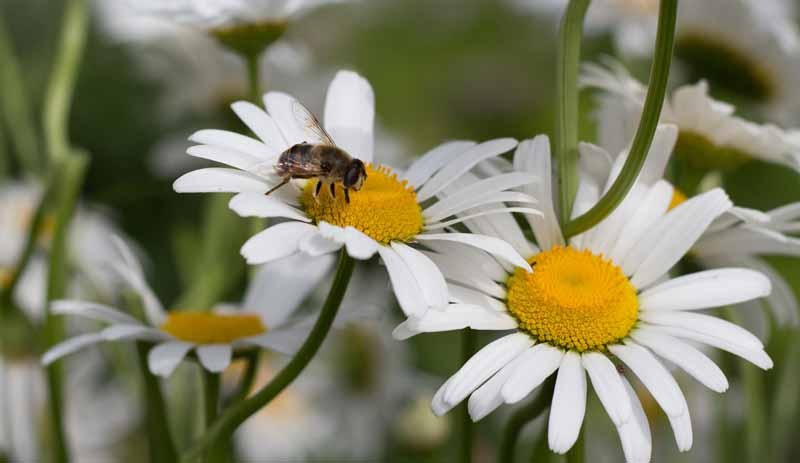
left=227, top=349, right=260, bottom=406
left=498, top=377, right=556, bottom=463
left=43, top=0, right=87, bottom=165
left=180, top=251, right=356, bottom=463
left=563, top=0, right=677, bottom=238
left=555, top=0, right=591, bottom=226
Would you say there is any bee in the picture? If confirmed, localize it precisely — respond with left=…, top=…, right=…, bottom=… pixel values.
left=265, top=101, right=367, bottom=203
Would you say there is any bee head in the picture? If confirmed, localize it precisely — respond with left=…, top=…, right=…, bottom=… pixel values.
left=344, top=159, right=367, bottom=191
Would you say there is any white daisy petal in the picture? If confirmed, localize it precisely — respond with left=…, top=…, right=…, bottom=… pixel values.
left=645, top=324, right=773, bottom=370
left=263, top=91, right=311, bottom=145
left=501, top=343, right=564, bottom=404
left=608, top=180, right=673, bottom=263
left=230, top=101, right=288, bottom=151
left=42, top=333, right=105, bottom=365
left=110, top=261, right=166, bottom=326
left=298, top=230, right=343, bottom=256
left=173, top=167, right=269, bottom=193
left=639, top=268, right=771, bottom=312
left=392, top=305, right=517, bottom=339
left=377, top=246, right=427, bottom=316
left=189, top=128, right=276, bottom=160
left=229, top=192, right=310, bottom=222
left=582, top=352, right=632, bottom=425
left=101, top=324, right=169, bottom=342
left=240, top=222, right=317, bottom=265
left=403, top=141, right=477, bottom=188
left=639, top=311, right=763, bottom=350
left=416, top=138, right=518, bottom=202
left=616, top=377, right=652, bottom=463
left=323, top=70, right=374, bottom=162
left=343, top=227, right=379, bottom=260
left=442, top=333, right=533, bottom=409
left=629, top=188, right=732, bottom=288
left=241, top=320, right=312, bottom=356
left=196, top=344, right=233, bottom=373
left=391, top=242, right=448, bottom=309
left=148, top=341, right=194, bottom=377
left=608, top=342, right=686, bottom=417
left=423, top=172, right=538, bottom=221
left=514, top=135, right=564, bottom=249
left=51, top=300, right=141, bottom=325
left=431, top=377, right=454, bottom=416
left=468, top=352, right=530, bottom=421
left=186, top=144, right=264, bottom=172
left=668, top=409, right=693, bottom=452
left=548, top=352, right=587, bottom=454
left=416, top=233, right=531, bottom=270
left=630, top=328, right=728, bottom=393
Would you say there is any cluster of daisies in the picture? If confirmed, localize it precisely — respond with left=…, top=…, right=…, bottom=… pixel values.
left=44, top=63, right=789, bottom=462
left=6, top=0, right=800, bottom=461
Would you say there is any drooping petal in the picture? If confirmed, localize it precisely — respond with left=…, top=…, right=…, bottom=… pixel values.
left=501, top=343, right=564, bottom=404
left=468, top=351, right=530, bottom=421
left=548, top=352, right=587, bottom=454
left=616, top=376, right=653, bottom=463
left=51, top=300, right=141, bottom=325
left=148, top=341, right=194, bottom=377
left=391, top=242, right=449, bottom=309
left=196, top=344, right=233, bottom=373
left=42, top=333, right=105, bottom=365
left=228, top=192, right=310, bottom=222
left=582, top=352, right=632, bottom=425
left=101, top=324, right=169, bottom=342
left=377, top=245, right=428, bottom=317
left=240, top=222, right=317, bottom=265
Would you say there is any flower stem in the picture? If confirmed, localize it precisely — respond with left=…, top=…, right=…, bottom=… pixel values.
left=555, top=0, right=591, bottom=227
left=136, top=343, right=178, bottom=463
left=458, top=330, right=477, bottom=463
left=245, top=53, right=262, bottom=104
left=498, top=376, right=556, bottom=463
left=0, top=13, right=42, bottom=174
left=226, top=349, right=260, bottom=406
left=43, top=0, right=88, bottom=166
left=202, top=370, right=224, bottom=463
left=179, top=251, right=356, bottom=463
left=563, top=0, right=677, bottom=238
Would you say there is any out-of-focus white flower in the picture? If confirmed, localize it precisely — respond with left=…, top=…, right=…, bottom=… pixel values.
left=42, top=238, right=331, bottom=377
left=0, top=182, right=128, bottom=320
left=174, top=70, right=538, bottom=319
left=395, top=127, right=773, bottom=462
left=583, top=60, right=800, bottom=172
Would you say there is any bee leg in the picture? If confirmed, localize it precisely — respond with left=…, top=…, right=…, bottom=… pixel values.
left=329, top=182, right=336, bottom=199
left=344, top=188, right=351, bottom=204
left=265, top=177, right=290, bottom=196
left=314, top=180, right=323, bottom=198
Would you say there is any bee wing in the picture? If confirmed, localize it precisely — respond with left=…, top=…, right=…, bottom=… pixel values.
left=292, top=100, right=336, bottom=146
left=276, top=150, right=328, bottom=179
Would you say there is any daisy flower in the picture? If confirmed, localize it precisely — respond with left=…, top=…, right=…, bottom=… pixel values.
left=42, top=237, right=332, bottom=377
left=395, top=126, right=773, bottom=461
left=173, top=70, right=537, bottom=318
left=582, top=60, right=800, bottom=172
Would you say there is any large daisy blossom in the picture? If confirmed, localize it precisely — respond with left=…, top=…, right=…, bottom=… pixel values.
left=42, top=237, right=332, bottom=377
left=395, top=126, right=774, bottom=461
left=173, top=70, right=537, bottom=318
left=582, top=60, right=800, bottom=172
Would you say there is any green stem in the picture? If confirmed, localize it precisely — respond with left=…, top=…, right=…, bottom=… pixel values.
left=458, top=330, right=477, bottom=463
left=227, top=349, right=260, bottom=406
left=563, top=0, right=677, bottom=238
left=0, top=14, right=41, bottom=174
left=202, top=370, right=224, bottom=463
left=43, top=152, right=88, bottom=463
left=43, top=0, right=88, bottom=165
left=245, top=53, right=261, bottom=104
left=555, top=0, right=591, bottom=226
left=498, top=377, right=556, bottom=463
left=179, top=251, right=356, bottom=463
left=136, top=343, right=178, bottom=463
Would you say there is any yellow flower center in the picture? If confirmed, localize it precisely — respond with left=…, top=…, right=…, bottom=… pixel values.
left=669, top=188, right=687, bottom=210
left=160, top=312, right=266, bottom=344
left=506, top=246, right=638, bottom=352
left=302, top=164, right=423, bottom=245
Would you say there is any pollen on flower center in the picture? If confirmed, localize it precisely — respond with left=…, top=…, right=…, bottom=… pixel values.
left=160, top=312, right=266, bottom=344
left=505, top=246, right=638, bottom=352
left=302, top=164, right=423, bottom=245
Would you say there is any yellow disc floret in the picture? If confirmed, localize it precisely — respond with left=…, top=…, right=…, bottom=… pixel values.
left=161, top=312, right=267, bottom=344
left=669, top=188, right=687, bottom=211
left=302, top=164, right=423, bottom=244
left=506, top=246, right=638, bottom=352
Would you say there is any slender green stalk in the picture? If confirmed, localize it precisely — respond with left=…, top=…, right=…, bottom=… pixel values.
left=180, top=251, right=356, bottom=463
left=0, top=14, right=41, bottom=174
left=245, top=53, right=261, bottom=104
left=226, top=349, right=260, bottom=406
left=555, top=0, right=591, bottom=226
left=136, top=343, right=178, bottom=463
left=498, top=377, right=556, bottom=463
left=458, top=330, right=477, bottom=463
left=202, top=370, right=224, bottom=463
left=563, top=0, right=677, bottom=238
left=43, top=0, right=88, bottom=165
left=770, top=333, right=800, bottom=461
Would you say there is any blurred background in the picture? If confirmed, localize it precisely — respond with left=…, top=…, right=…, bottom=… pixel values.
left=2, top=0, right=800, bottom=462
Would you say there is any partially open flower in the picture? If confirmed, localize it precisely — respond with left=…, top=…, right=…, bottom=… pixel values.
left=395, top=126, right=773, bottom=462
